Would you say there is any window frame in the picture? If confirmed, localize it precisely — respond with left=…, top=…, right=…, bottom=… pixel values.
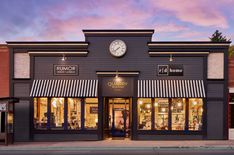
left=33, top=97, right=98, bottom=132
left=137, top=98, right=205, bottom=134
left=84, top=98, right=99, bottom=130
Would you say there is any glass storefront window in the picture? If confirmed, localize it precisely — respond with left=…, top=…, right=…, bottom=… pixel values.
left=34, top=98, right=48, bottom=129
left=68, top=98, right=81, bottom=130
left=171, top=98, right=186, bottom=130
left=137, top=98, right=152, bottom=130
left=154, top=98, right=169, bottom=130
left=85, top=98, right=98, bottom=129
left=7, top=112, right=14, bottom=133
left=189, top=98, right=203, bottom=130
left=51, top=98, right=64, bottom=129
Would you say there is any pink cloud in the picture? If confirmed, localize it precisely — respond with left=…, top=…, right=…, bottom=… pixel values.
left=149, top=0, right=228, bottom=28
left=8, top=0, right=232, bottom=42
left=155, top=24, right=189, bottom=33
left=175, top=31, right=210, bottom=41
left=34, top=1, right=155, bottom=40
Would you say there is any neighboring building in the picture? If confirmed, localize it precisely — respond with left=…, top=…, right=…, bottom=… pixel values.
left=0, top=44, right=10, bottom=139
left=229, top=57, right=234, bottom=139
left=6, top=30, right=230, bottom=141
left=0, top=44, right=9, bottom=97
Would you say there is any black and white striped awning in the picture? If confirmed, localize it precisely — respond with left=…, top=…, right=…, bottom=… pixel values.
left=30, top=80, right=98, bottom=97
left=138, top=80, right=205, bottom=98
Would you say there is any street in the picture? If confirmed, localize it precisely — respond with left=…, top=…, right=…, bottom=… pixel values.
left=0, top=149, right=234, bottom=155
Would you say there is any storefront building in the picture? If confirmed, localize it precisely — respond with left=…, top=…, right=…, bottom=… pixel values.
left=7, top=30, right=230, bottom=141
left=229, top=57, right=234, bottom=139
left=0, top=44, right=9, bottom=98
left=0, top=44, right=10, bottom=140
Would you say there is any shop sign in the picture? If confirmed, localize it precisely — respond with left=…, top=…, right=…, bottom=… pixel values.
left=102, top=77, right=134, bottom=97
left=107, top=81, right=128, bottom=89
left=158, top=64, right=183, bottom=76
left=54, top=65, right=78, bottom=76
left=0, top=102, right=7, bottom=112
left=90, top=107, right=98, bottom=114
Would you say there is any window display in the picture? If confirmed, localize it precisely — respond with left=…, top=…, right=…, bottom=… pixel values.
left=34, top=98, right=48, bottom=129
left=50, top=98, right=64, bottom=129
left=85, top=98, right=98, bottom=129
left=137, top=98, right=152, bottom=130
left=7, top=112, right=14, bottom=133
left=154, top=98, right=169, bottom=130
left=68, top=98, right=81, bottom=130
left=171, top=98, right=186, bottom=130
left=189, top=98, right=203, bottom=130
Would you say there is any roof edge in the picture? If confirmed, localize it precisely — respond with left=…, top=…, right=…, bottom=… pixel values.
left=148, top=41, right=231, bottom=44
left=6, top=41, right=89, bottom=46
left=148, top=41, right=231, bottom=47
left=83, top=29, right=154, bottom=33
left=83, top=29, right=154, bottom=37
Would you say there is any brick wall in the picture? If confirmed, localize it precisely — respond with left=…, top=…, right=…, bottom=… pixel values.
left=229, top=58, right=234, bottom=87
left=0, top=45, right=9, bottom=97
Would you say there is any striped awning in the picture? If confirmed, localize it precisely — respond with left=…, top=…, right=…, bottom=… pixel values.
left=30, top=80, right=98, bottom=97
left=138, top=80, right=205, bottom=98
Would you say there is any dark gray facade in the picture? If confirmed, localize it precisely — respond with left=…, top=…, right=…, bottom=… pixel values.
left=7, top=30, right=230, bottom=141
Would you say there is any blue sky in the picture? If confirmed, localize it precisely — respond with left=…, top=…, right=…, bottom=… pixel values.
left=0, top=0, right=233, bottom=43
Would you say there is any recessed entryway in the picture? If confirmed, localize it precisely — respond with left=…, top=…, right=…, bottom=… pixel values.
left=104, top=98, right=131, bottom=139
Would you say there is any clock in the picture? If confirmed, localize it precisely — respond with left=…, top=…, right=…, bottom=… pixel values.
left=109, top=40, right=127, bottom=57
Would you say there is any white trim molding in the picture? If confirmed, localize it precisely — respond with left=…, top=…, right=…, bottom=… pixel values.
left=96, top=71, right=140, bottom=75
left=148, top=43, right=230, bottom=46
left=84, top=31, right=154, bottom=34
left=28, top=51, right=88, bottom=56
left=149, top=52, right=209, bottom=55
left=7, top=43, right=88, bottom=46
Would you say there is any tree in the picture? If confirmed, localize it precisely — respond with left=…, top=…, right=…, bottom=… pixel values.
left=209, top=30, right=231, bottom=42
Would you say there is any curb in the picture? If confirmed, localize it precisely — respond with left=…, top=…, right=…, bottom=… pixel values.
left=0, top=146, right=234, bottom=151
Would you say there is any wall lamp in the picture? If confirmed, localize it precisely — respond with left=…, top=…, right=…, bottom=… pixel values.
left=115, top=70, right=119, bottom=78
left=61, top=53, right=67, bottom=61
left=169, top=54, right=173, bottom=62
left=115, top=70, right=121, bottom=82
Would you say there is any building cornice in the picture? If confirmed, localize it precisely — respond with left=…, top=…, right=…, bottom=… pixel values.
left=6, top=41, right=89, bottom=47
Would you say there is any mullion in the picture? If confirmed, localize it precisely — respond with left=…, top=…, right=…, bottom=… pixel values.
left=185, top=98, right=189, bottom=131
left=152, top=98, right=155, bottom=130
left=64, top=98, right=68, bottom=130
left=168, top=98, right=172, bottom=130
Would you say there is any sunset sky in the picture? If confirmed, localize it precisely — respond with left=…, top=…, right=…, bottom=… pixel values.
left=0, top=0, right=233, bottom=43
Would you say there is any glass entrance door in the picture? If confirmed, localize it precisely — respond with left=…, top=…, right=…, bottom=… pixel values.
left=108, top=98, right=130, bottom=137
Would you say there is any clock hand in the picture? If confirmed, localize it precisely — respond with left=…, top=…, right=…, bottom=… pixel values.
left=115, top=47, right=120, bottom=51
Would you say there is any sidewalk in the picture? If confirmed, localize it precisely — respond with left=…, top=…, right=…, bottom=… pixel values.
left=1, top=139, right=234, bottom=151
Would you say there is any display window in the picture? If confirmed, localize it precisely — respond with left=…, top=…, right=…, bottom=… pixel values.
left=33, top=97, right=99, bottom=131
left=68, top=98, right=81, bottom=130
left=50, top=98, right=64, bottom=129
left=171, top=98, right=186, bottom=130
left=137, top=98, right=152, bottom=130
left=137, top=98, right=204, bottom=132
left=154, top=98, right=169, bottom=130
left=34, top=98, right=48, bottom=129
left=85, top=98, right=98, bottom=129
left=189, top=98, right=203, bottom=130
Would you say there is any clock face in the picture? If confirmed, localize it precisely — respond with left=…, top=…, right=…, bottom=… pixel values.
left=109, top=40, right=127, bottom=57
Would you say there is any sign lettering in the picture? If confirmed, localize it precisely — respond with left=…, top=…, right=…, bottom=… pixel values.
left=158, top=64, right=183, bottom=76
left=102, top=77, right=134, bottom=97
left=54, top=65, right=78, bottom=76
